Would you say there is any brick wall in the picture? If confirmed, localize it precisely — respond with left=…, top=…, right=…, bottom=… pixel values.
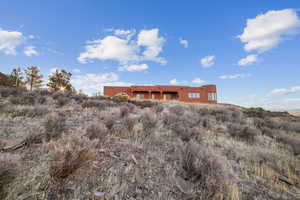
left=104, top=85, right=217, bottom=103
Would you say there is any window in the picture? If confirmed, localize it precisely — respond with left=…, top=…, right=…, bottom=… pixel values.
left=208, top=92, right=217, bottom=101
left=188, top=93, right=201, bottom=98
left=136, top=93, right=144, bottom=99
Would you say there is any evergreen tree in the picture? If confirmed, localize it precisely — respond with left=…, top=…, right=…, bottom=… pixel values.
left=10, top=67, right=24, bottom=87
left=0, top=72, right=14, bottom=87
left=24, top=66, right=43, bottom=90
left=47, top=69, right=73, bottom=91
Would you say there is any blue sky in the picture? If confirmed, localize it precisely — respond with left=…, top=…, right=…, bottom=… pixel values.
left=1, top=0, right=300, bottom=110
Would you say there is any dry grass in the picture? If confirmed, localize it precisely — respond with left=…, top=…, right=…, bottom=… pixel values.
left=0, top=88, right=299, bottom=199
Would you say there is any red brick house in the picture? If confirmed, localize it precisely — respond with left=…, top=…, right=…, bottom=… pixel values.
left=104, top=85, right=217, bottom=103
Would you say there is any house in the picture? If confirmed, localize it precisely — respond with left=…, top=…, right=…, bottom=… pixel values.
left=104, top=85, right=217, bottom=103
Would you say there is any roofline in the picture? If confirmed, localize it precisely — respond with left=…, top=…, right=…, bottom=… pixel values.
left=104, top=84, right=216, bottom=88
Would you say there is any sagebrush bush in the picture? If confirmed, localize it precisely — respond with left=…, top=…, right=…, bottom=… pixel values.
left=49, top=133, right=97, bottom=182
left=140, top=110, right=157, bottom=138
left=0, top=162, right=14, bottom=199
left=169, top=105, right=185, bottom=116
left=85, top=121, right=108, bottom=141
left=0, top=87, right=25, bottom=98
left=7, top=106, right=49, bottom=118
left=43, top=113, right=66, bottom=141
left=36, top=95, right=47, bottom=104
left=56, top=96, right=69, bottom=107
left=177, top=141, right=229, bottom=199
left=120, top=105, right=130, bottom=118
left=81, top=99, right=115, bottom=109
left=228, top=123, right=260, bottom=142
left=128, top=100, right=158, bottom=108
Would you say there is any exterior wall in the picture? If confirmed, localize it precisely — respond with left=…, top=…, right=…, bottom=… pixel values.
left=104, top=85, right=217, bottom=103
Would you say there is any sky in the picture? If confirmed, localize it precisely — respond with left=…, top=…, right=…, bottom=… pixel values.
left=0, top=0, right=300, bottom=110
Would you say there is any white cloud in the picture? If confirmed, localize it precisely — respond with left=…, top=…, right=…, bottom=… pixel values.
left=118, top=63, right=148, bottom=72
left=0, top=28, right=25, bottom=55
left=219, top=73, right=251, bottom=79
left=201, top=55, right=215, bottom=68
left=238, top=9, right=300, bottom=52
left=179, top=39, right=188, bottom=48
left=270, top=85, right=300, bottom=95
left=238, top=54, right=257, bottom=66
left=24, top=46, right=38, bottom=56
left=137, top=28, right=166, bottom=64
left=192, top=78, right=205, bottom=84
left=73, top=68, right=81, bottom=73
left=78, top=36, right=139, bottom=64
left=71, top=72, right=131, bottom=95
left=78, top=28, right=166, bottom=65
left=114, top=29, right=136, bottom=39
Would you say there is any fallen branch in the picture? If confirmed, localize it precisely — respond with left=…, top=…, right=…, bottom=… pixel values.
left=0, top=134, right=44, bottom=153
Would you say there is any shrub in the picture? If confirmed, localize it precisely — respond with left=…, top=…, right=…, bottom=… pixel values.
left=37, top=95, right=47, bottom=104
left=120, top=105, right=129, bottom=118
left=112, top=93, right=129, bottom=102
left=140, top=111, right=157, bottom=138
left=169, top=105, right=185, bottom=116
left=152, top=104, right=164, bottom=113
left=123, top=116, right=137, bottom=133
left=56, top=96, right=69, bottom=107
left=7, top=106, right=49, bottom=118
left=243, top=107, right=268, bottom=118
left=43, top=113, right=66, bottom=141
left=228, top=123, right=260, bottom=142
left=0, top=87, right=26, bottom=98
left=128, top=100, right=158, bottom=109
left=50, top=149, right=90, bottom=180
left=0, top=162, right=14, bottom=198
left=49, top=134, right=97, bottom=182
left=176, top=141, right=228, bottom=199
left=36, top=88, right=52, bottom=96
left=9, top=91, right=37, bottom=105
left=81, top=100, right=115, bottom=109
left=52, top=92, right=64, bottom=100
left=85, top=121, right=108, bottom=141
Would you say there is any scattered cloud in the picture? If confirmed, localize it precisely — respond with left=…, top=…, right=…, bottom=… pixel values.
left=113, top=29, right=136, bottom=39
left=219, top=73, right=251, bottom=79
left=71, top=72, right=131, bottom=95
left=269, top=85, right=300, bottom=95
left=78, top=28, right=166, bottom=65
left=179, top=38, right=188, bottom=48
left=73, top=68, right=81, bottom=73
left=78, top=36, right=139, bottom=64
left=137, top=28, right=166, bottom=64
left=238, top=9, right=300, bottom=52
left=24, top=46, right=38, bottom=56
left=201, top=55, right=215, bottom=68
left=238, top=54, right=257, bottom=66
left=0, top=28, right=25, bottom=55
left=118, top=63, right=148, bottom=72
left=192, top=78, right=205, bottom=84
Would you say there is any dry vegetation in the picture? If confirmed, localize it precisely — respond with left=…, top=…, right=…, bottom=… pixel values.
left=0, top=88, right=300, bottom=200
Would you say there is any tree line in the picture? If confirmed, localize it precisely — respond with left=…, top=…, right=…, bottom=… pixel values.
left=0, top=67, right=73, bottom=92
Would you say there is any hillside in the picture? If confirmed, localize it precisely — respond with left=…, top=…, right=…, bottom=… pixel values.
left=0, top=88, right=300, bottom=200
